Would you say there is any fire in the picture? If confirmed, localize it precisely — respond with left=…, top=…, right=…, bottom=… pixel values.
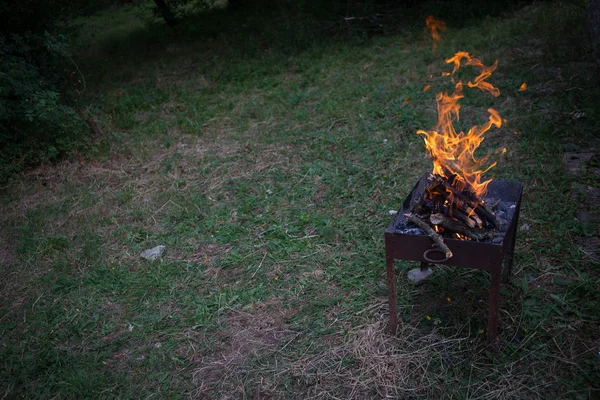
left=417, top=52, right=502, bottom=199
left=425, top=15, right=446, bottom=52
left=454, top=233, right=471, bottom=240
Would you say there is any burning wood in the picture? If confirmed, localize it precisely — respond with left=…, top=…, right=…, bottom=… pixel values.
left=408, top=173, right=501, bottom=242
left=408, top=44, right=508, bottom=253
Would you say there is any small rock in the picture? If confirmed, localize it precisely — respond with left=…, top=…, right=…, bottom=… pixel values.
left=408, top=267, right=433, bottom=285
left=140, top=245, right=166, bottom=261
left=388, top=210, right=398, bottom=215
left=383, top=139, right=388, bottom=145
left=519, top=224, right=530, bottom=231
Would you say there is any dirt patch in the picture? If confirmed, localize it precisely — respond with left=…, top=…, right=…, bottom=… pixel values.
left=0, top=247, right=14, bottom=266
left=564, top=151, right=595, bottom=175
left=202, top=266, right=243, bottom=283
left=192, top=307, right=292, bottom=397
left=4, top=134, right=297, bottom=227
left=186, top=243, right=232, bottom=267
left=102, top=347, right=134, bottom=372
left=102, top=330, right=124, bottom=343
left=1, top=133, right=299, bottom=271
left=97, top=300, right=126, bottom=321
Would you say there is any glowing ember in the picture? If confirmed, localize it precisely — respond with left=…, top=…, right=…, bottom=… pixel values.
left=417, top=52, right=502, bottom=200
left=519, top=82, right=527, bottom=91
left=425, top=15, right=446, bottom=52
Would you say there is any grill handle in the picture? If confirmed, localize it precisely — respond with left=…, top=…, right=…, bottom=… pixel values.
left=423, top=248, right=451, bottom=263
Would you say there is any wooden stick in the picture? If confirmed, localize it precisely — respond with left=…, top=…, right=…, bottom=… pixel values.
left=473, top=203, right=502, bottom=230
left=447, top=196, right=482, bottom=227
left=464, top=205, right=483, bottom=226
left=480, top=202, right=503, bottom=230
left=407, top=214, right=453, bottom=259
left=430, top=213, right=489, bottom=241
left=441, top=205, right=477, bottom=228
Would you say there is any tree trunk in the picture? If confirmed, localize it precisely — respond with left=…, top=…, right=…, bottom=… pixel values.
left=153, top=0, right=177, bottom=27
left=589, top=0, right=600, bottom=65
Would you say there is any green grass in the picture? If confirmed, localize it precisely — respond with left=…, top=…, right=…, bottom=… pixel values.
left=1, top=1, right=599, bottom=398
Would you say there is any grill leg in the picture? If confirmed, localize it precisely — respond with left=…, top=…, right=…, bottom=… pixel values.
left=502, top=252, right=513, bottom=284
left=503, top=199, right=522, bottom=283
left=487, top=263, right=502, bottom=342
left=386, top=254, right=398, bottom=335
left=502, top=230, right=518, bottom=284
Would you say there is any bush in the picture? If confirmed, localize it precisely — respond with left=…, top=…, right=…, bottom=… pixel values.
left=0, top=31, right=89, bottom=178
left=0, top=0, right=112, bottom=180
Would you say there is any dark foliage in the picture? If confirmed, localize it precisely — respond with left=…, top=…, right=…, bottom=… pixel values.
left=0, top=32, right=88, bottom=176
left=0, top=1, right=112, bottom=179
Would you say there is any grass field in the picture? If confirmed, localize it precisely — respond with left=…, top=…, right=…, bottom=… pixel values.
left=1, top=1, right=599, bottom=398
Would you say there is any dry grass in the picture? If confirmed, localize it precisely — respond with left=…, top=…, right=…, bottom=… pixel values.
left=277, top=303, right=577, bottom=400
left=280, top=303, right=462, bottom=399
left=2, top=132, right=300, bottom=265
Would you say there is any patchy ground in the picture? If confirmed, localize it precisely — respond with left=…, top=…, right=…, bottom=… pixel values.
left=1, top=2, right=599, bottom=399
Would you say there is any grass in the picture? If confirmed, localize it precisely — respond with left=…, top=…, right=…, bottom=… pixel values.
left=1, top=1, right=600, bottom=398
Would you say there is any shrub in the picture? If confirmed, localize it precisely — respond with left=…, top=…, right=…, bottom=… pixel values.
left=0, top=31, right=88, bottom=178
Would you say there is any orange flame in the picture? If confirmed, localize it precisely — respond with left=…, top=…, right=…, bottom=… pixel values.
left=426, top=15, right=446, bottom=52
left=417, top=52, right=502, bottom=199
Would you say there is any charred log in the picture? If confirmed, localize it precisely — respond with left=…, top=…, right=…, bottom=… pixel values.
left=429, top=213, right=490, bottom=241
left=440, top=205, right=477, bottom=229
left=473, top=202, right=502, bottom=230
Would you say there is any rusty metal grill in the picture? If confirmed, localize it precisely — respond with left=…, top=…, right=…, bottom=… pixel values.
left=385, top=173, right=523, bottom=342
